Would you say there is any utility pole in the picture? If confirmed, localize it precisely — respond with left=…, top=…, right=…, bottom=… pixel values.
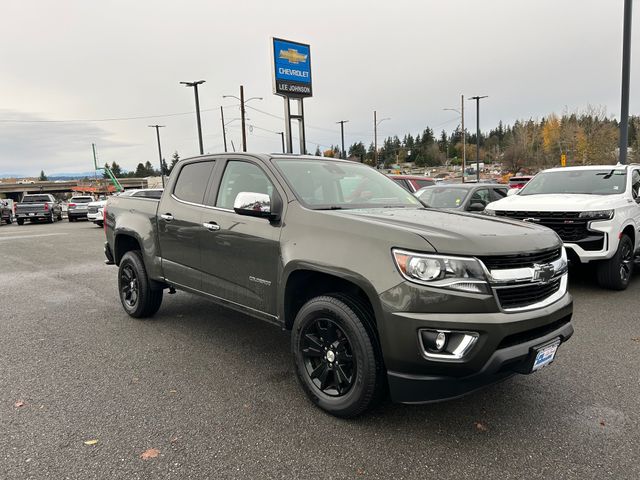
left=461, top=94, right=466, bottom=183
left=240, top=85, right=247, bottom=152
left=148, top=125, right=166, bottom=187
left=470, top=96, right=488, bottom=182
left=337, top=120, right=349, bottom=159
left=619, top=0, right=633, bottom=164
left=223, top=87, right=262, bottom=153
left=277, top=132, right=285, bottom=153
left=220, top=106, right=228, bottom=153
left=180, top=80, right=205, bottom=155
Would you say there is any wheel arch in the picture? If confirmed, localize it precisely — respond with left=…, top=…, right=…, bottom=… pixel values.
left=621, top=223, right=635, bottom=248
left=280, top=263, right=383, bottom=334
left=114, top=233, right=142, bottom=265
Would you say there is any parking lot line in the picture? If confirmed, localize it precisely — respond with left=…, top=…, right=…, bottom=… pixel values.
left=0, top=232, right=68, bottom=241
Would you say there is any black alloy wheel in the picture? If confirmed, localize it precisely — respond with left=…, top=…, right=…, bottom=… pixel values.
left=301, top=318, right=356, bottom=397
left=120, top=264, right=139, bottom=309
left=117, top=250, right=163, bottom=318
left=292, top=295, right=385, bottom=417
left=597, top=234, right=635, bottom=290
left=619, top=239, right=633, bottom=284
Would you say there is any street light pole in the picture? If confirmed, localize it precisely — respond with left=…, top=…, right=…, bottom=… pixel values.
left=148, top=125, right=165, bottom=187
left=374, top=111, right=377, bottom=166
left=220, top=106, right=228, bottom=153
left=180, top=80, right=206, bottom=155
left=337, top=120, right=349, bottom=159
left=470, top=96, right=488, bottom=182
left=619, top=0, right=633, bottom=165
left=373, top=111, right=390, bottom=167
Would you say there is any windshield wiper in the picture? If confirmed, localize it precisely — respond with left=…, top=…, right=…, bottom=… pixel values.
left=315, top=206, right=345, bottom=210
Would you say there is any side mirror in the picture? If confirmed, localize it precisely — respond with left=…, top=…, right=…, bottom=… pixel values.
left=234, top=192, right=274, bottom=219
left=468, top=202, right=486, bottom=212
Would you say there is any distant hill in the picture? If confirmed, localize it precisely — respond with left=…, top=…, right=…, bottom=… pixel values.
left=0, top=171, right=101, bottom=180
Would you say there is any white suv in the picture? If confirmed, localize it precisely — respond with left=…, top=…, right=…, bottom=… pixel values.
left=486, top=165, right=640, bottom=290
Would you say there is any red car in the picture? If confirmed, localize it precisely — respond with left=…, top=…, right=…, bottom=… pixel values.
left=508, top=175, right=533, bottom=190
left=387, top=174, right=436, bottom=193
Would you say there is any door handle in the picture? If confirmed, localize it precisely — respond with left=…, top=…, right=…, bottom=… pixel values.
left=202, top=222, right=220, bottom=231
left=160, top=213, right=174, bottom=221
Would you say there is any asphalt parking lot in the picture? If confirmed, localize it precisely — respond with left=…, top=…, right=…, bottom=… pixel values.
left=1, top=220, right=639, bottom=479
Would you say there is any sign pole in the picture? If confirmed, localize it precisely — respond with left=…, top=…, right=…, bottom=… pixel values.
left=272, top=37, right=312, bottom=155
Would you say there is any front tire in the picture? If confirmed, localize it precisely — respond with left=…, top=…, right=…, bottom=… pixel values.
left=597, top=234, right=634, bottom=290
left=16, top=218, right=24, bottom=226
left=291, top=295, right=385, bottom=418
left=118, top=250, right=163, bottom=318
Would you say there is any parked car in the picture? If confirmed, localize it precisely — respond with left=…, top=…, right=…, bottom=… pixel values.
left=67, top=196, right=94, bottom=222
left=416, top=183, right=508, bottom=212
left=87, top=199, right=107, bottom=227
left=1, top=199, right=14, bottom=224
left=104, top=153, right=573, bottom=417
left=15, top=194, right=62, bottom=225
left=387, top=174, right=436, bottom=193
left=486, top=165, right=639, bottom=290
left=508, top=175, right=533, bottom=190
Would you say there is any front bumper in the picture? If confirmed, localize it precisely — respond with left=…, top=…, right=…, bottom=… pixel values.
left=88, top=212, right=103, bottom=222
left=378, top=285, right=573, bottom=404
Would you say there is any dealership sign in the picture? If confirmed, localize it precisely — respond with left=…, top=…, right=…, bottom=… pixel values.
left=272, top=38, right=312, bottom=97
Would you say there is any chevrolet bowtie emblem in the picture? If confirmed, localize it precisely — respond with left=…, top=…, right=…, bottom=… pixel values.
left=279, top=48, right=307, bottom=64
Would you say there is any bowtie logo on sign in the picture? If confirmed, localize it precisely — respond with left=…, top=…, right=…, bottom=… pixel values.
left=279, top=48, right=307, bottom=64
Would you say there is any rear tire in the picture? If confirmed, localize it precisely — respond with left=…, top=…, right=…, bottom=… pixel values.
left=96, top=221, right=103, bottom=228
left=118, top=250, right=163, bottom=318
left=16, top=218, right=24, bottom=226
left=47, top=213, right=54, bottom=223
left=597, top=234, right=634, bottom=290
left=291, top=294, right=385, bottom=418
left=68, top=216, right=74, bottom=222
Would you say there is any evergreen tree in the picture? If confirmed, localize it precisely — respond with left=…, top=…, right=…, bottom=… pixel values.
left=38, top=170, right=47, bottom=181
left=144, top=161, right=155, bottom=176
left=161, top=159, right=169, bottom=176
left=314, top=146, right=322, bottom=156
left=110, top=161, right=122, bottom=177
left=134, top=163, right=146, bottom=177
left=169, top=151, right=180, bottom=174
left=102, top=163, right=111, bottom=179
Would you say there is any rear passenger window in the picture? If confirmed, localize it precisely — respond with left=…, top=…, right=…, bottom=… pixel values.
left=173, top=161, right=215, bottom=204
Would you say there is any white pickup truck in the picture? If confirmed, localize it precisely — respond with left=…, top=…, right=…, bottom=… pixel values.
left=486, top=165, right=640, bottom=290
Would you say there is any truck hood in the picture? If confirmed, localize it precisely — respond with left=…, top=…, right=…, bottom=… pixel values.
left=488, top=193, right=624, bottom=211
left=335, top=207, right=560, bottom=256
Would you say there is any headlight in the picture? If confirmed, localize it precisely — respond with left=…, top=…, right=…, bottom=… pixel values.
left=578, top=210, right=613, bottom=220
left=392, top=249, right=490, bottom=294
left=484, top=208, right=496, bottom=216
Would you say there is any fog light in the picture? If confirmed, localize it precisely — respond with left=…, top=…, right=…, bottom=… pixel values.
left=435, top=332, right=447, bottom=351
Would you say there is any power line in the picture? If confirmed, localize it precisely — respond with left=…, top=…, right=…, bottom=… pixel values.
left=0, top=105, right=239, bottom=124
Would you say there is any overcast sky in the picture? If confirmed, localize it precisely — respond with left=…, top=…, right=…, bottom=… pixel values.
left=0, top=0, right=638, bottom=176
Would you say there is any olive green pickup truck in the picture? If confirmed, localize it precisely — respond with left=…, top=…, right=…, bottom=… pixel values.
left=104, top=153, right=573, bottom=417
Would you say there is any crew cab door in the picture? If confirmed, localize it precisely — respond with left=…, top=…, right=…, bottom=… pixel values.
left=199, top=158, right=282, bottom=316
left=157, top=159, right=216, bottom=290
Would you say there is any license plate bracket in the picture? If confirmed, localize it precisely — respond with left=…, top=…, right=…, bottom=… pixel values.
left=531, top=339, right=560, bottom=372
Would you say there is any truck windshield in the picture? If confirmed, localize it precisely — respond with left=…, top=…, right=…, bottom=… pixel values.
left=417, top=187, right=469, bottom=208
left=274, top=159, right=421, bottom=209
left=22, top=195, right=51, bottom=203
left=519, top=169, right=627, bottom=196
